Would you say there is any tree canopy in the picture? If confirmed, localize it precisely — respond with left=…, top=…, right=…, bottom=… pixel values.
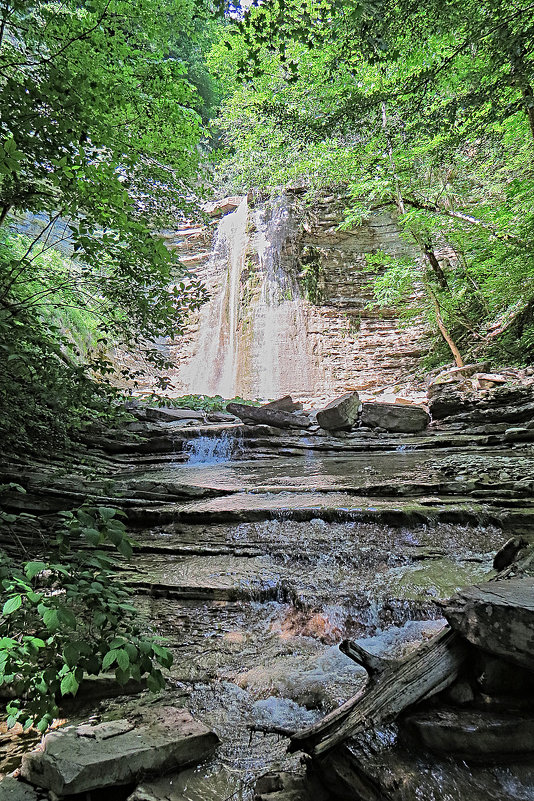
left=210, top=0, right=534, bottom=366
left=0, top=0, right=217, bottom=448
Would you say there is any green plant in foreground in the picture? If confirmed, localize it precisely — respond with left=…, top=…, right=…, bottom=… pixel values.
left=0, top=505, right=172, bottom=733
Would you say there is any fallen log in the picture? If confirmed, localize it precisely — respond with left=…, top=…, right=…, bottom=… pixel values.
left=340, top=639, right=397, bottom=677
left=289, top=627, right=467, bottom=757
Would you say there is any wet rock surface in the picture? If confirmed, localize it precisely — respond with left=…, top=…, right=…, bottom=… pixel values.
left=444, top=578, right=534, bottom=670
left=321, top=730, right=534, bottom=801
left=5, top=384, right=534, bottom=800
left=0, top=777, right=44, bottom=801
left=404, top=706, right=534, bottom=758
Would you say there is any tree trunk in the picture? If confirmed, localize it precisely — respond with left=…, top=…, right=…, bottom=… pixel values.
left=521, top=84, right=534, bottom=145
left=0, top=203, right=11, bottom=226
left=422, top=242, right=449, bottom=290
left=289, top=627, right=467, bottom=757
left=431, top=294, right=464, bottom=367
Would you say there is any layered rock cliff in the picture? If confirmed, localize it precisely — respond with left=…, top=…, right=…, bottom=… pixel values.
left=125, top=190, right=429, bottom=402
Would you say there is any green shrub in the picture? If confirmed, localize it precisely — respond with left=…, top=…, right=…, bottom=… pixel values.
left=0, top=502, right=172, bottom=733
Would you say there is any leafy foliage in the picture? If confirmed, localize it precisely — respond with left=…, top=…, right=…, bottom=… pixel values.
left=0, top=0, right=219, bottom=450
left=210, top=0, right=534, bottom=366
left=0, top=502, right=172, bottom=733
left=145, top=394, right=262, bottom=411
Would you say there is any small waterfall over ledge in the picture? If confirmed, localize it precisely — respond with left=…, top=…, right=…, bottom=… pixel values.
left=179, top=193, right=326, bottom=399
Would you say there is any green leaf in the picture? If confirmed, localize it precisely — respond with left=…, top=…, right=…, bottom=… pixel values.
left=115, top=666, right=130, bottom=685
left=2, top=595, right=22, bottom=615
left=63, top=643, right=80, bottom=667
left=60, top=672, right=80, bottom=696
left=43, top=608, right=60, bottom=631
left=58, top=607, right=77, bottom=628
left=116, top=649, right=129, bottom=671
left=83, top=528, right=101, bottom=545
left=25, top=561, right=47, bottom=579
left=102, top=649, right=119, bottom=670
left=98, top=507, right=117, bottom=522
left=146, top=673, right=163, bottom=693
left=117, top=539, right=133, bottom=558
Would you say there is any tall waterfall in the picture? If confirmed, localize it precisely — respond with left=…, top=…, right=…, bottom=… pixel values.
left=250, top=196, right=318, bottom=399
left=180, top=197, right=249, bottom=397
left=179, top=194, right=325, bottom=399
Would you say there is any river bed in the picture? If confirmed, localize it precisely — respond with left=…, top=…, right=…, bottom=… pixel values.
left=120, top=449, right=507, bottom=799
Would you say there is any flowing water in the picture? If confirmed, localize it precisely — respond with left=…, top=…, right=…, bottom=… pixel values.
left=180, top=198, right=249, bottom=397
left=123, top=448, right=515, bottom=799
left=184, top=435, right=238, bottom=465
left=179, top=196, right=325, bottom=399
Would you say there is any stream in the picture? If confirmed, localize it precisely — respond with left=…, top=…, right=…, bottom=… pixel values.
left=117, top=446, right=506, bottom=800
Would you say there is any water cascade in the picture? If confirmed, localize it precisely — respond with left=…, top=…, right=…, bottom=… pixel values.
left=179, top=194, right=326, bottom=399
left=180, top=197, right=250, bottom=397
left=184, top=434, right=237, bottom=465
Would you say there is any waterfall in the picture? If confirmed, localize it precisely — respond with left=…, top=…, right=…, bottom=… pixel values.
left=250, top=196, right=318, bottom=399
left=179, top=193, right=325, bottom=399
left=180, top=197, right=249, bottom=397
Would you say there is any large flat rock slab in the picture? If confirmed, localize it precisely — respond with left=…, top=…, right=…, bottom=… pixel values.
left=361, top=402, right=429, bottom=433
left=127, top=554, right=282, bottom=600
left=226, top=403, right=311, bottom=430
left=321, top=735, right=534, bottom=801
left=444, top=577, right=534, bottom=670
left=20, top=709, right=218, bottom=796
left=404, top=706, right=534, bottom=759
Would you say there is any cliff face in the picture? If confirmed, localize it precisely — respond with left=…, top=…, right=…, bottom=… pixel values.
left=292, top=192, right=428, bottom=402
left=132, top=190, right=429, bottom=403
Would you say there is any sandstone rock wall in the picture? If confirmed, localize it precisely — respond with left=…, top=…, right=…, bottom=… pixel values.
left=294, top=192, right=428, bottom=401
left=120, top=191, right=429, bottom=402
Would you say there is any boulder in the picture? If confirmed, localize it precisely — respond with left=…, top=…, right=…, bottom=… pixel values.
left=404, top=706, right=534, bottom=759
left=127, top=766, right=240, bottom=801
left=316, top=392, right=360, bottom=431
left=226, top=403, right=311, bottom=429
left=427, top=384, right=471, bottom=419
left=504, top=427, right=534, bottom=442
left=204, top=196, right=242, bottom=217
left=207, top=412, right=237, bottom=423
left=145, top=407, right=205, bottom=423
left=473, top=373, right=507, bottom=390
left=444, top=577, right=534, bottom=671
left=20, top=710, right=218, bottom=796
left=262, top=395, right=303, bottom=413
left=0, top=778, right=44, bottom=801
left=361, top=402, right=429, bottom=433
left=432, top=363, right=491, bottom=383
left=474, top=653, right=534, bottom=697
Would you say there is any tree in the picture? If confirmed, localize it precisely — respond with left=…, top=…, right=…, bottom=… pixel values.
left=209, top=0, right=534, bottom=366
left=0, top=0, right=217, bottom=448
